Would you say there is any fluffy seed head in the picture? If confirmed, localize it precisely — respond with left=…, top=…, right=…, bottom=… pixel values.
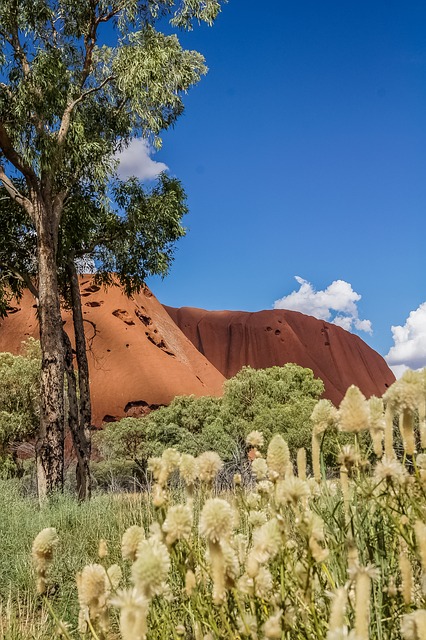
left=416, top=454, right=426, bottom=470
left=110, top=587, right=148, bottom=640
left=151, top=448, right=181, bottom=485
left=257, top=480, right=274, bottom=495
left=249, top=510, right=268, bottom=527
left=311, top=399, right=338, bottom=435
left=132, top=538, right=170, bottom=598
left=263, top=609, right=282, bottom=638
left=374, top=456, right=408, bottom=484
left=338, top=385, right=369, bottom=433
left=237, top=612, right=258, bottom=638
left=251, top=457, right=268, bottom=480
left=415, top=521, right=426, bottom=572
left=197, top=451, right=223, bottom=483
left=252, top=518, right=282, bottom=563
left=401, top=610, right=426, bottom=640
left=32, top=527, right=59, bottom=569
left=179, top=453, right=198, bottom=485
left=297, top=448, right=307, bottom=480
left=254, top=566, right=273, bottom=599
left=309, top=536, right=329, bottom=563
left=369, top=396, right=385, bottom=431
left=77, top=564, right=107, bottom=616
left=267, top=435, right=290, bottom=478
left=233, top=533, right=248, bottom=565
left=98, top=539, right=108, bottom=559
left=199, top=498, right=234, bottom=542
left=384, top=370, right=423, bottom=414
left=337, top=444, right=360, bottom=469
left=275, top=476, right=310, bottom=506
left=246, top=430, right=264, bottom=448
left=246, top=491, right=261, bottom=509
left=185, top=569, right=197, bottom=596
left=162, top=504, right=193, bottom=545
left=399, top=541, right=413, bottom=606
left=122, top=525, right=145, bottom=562
left=327, top=588, right=348, bottom=640
left=147, top=457, right=162, bottom=481
left=106, top=564, right=122, bottom=591
left=162, top=448, right=181, bottom=472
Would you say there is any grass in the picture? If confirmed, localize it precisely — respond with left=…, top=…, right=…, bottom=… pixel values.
left=0, top=483, right=153, bottom=638
left=1, top=371, right=426, bottom=639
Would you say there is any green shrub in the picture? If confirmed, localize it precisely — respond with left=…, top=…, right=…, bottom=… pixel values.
left=0, top=339, right=40, bottom=475
left=93, top=364, right=325, bottom=483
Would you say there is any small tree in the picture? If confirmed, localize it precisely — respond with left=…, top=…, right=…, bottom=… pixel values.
left=0, top=339, right=41, bottom=477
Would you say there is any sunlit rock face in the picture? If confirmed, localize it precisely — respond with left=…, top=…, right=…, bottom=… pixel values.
left=165, top=306, right=395, bottom=405
left=0, top=279, right=225, bottom=426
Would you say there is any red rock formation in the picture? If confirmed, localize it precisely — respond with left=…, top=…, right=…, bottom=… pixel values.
left=165, top=306, right=395, bottom=405
left=0, top=281, right=225, bottom=425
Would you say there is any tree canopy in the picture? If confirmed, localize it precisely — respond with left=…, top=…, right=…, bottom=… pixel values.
left=0, top=0, right=226, bottom=496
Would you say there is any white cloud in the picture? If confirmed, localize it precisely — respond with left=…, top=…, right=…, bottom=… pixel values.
left=385, top=302, right=426, bottom=376
left=115, top=138, right=168, bottom=181
left=273, top=277, right=373, bottom=334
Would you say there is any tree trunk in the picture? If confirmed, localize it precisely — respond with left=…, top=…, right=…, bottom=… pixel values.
left=63, top=329, right=91, bottom=500
left=67, top=260, right=92, bottom=500
left=35, top=205, right=65, bottom=499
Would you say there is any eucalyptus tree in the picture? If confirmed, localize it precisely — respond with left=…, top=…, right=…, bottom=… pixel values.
left=0, top=172, right=187, bottom=498
left=0, top=0, right=226, bottom=497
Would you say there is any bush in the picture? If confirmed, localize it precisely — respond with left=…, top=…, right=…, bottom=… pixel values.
left=0, top=339, right=40, bottom=475
left=93, top=364, right=325, bottom=482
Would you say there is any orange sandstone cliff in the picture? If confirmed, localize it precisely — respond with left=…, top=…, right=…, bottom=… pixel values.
left=165, top=306, right=395, bottom=406
left=0, top=281, right=225, bottom=425
left=0, top=279, right=396, bottom=424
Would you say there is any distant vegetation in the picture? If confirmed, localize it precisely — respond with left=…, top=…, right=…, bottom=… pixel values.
left=0, top=341, right=328, bottom=488
left=92, top=364, right=324, bottom=488
left=0, top=339, right=40, bottom=478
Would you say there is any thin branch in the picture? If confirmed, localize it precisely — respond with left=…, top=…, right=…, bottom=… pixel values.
left=52, top=189, right=68, bottom=219
left=3, top=21, right=44, bottom=134
left=22, top=272, right=39, bottom=299
left=57, top=1, right=119, bottom=146
left=0, top=83, right=13, bottom=100
left=0, top=123, right=38, bottom=189
left=57, top=75, right=114, bottom=146
left=0, top=165, right=33, bottom=216
left=7, top=21, right=31, bottom=77
left=0, top=264, right=39, bottom=299
left=80, top=3, right=120, bottom=90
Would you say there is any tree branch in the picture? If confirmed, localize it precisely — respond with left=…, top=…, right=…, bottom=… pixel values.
left=57, top=75, right=115, bottom=146
left=0, top=82, right=13, bottom=100
left=79, top=3, right=119, bottom=93
left=0, top=263, right=39, bottom=299
left=52, top=189, right=68, bottom=219
left=56, top=1, right=119, bottom=147
left=0, top=123, right=38, bottom=189
left=0, top=165, right=33, bottom=216
left=10, top=22, right=31, bottom=77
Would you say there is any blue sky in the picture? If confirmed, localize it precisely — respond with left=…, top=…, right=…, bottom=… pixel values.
left=119, top=0, right=426, bottom=375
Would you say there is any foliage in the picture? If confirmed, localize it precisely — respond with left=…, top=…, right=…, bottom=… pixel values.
left=222, top=364, right=324, bottom=443
left=0, top=339, right=40, bottom=476
left=93, top=364, right=325, bottom=480
left=0, top=0, right=227, bottom=495
left=2, top=370, right=426, bottom=639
